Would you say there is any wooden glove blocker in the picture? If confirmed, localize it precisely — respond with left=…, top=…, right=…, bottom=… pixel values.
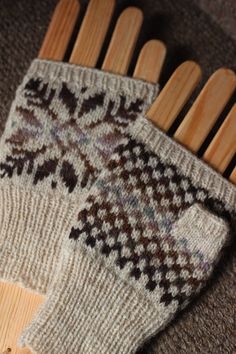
left=0, top=1, right=235, bottom=352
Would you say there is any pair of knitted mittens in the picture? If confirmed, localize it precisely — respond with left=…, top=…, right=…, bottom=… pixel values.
left=0, top=59, right=235, bottom=354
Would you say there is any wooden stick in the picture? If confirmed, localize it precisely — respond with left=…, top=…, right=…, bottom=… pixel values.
left=203, top=104, right=236, bottom=173
left=39, top=0, right=80, bottom=60
left=147, top=61, right=202, bottom=130
left=69, top=0, right=115, bottom=66
left=230, top=167, right=236, bottom=184
left=102, top=7, right=143, bottom=75
left=174, top=68, right=236, bottom=152
left=0, top=283, right=44, bottom=354
left=133, top=40, right=166, bottom=83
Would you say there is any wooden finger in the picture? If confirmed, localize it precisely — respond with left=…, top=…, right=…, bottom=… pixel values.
left=70, top=0, right=115, bottom=66
left=0, top=283, right=43, bottom=354
left=230, top=167, right=236, bottom=184
left=39, top=0, right=80, bottom=60
left=102, top=7, right=143, bottom=75
left=147, top=61, right=202, bottom=130
left=133, top=40, right=166, bottom=83
left=174, top=68, right=236, bottom=152
left=203, top=104, right=236, bottom=173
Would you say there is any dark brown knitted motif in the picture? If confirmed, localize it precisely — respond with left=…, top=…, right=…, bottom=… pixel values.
left=70, top=136, right=232, bottom=308
left=0, top=60, right=157, bottom=197
left=0, top=79, right=145, bottom=194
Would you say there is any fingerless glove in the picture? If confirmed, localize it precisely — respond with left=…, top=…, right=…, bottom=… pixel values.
left=20, top=116, right=235, bottom=354
left=0, top=60, right=158, bottom=293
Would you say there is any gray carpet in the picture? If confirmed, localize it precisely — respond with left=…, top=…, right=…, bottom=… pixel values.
left=0, top=0, right=235, bottom=353
left=196, top=0, right=236, bottom=41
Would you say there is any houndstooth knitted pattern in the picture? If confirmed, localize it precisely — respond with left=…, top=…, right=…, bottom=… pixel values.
left=0, top=60, right=158, bottom=293
left=20, top=116, right=236, bottom=354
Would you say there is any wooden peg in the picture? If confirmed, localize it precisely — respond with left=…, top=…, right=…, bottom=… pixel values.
left=69, top=0, right=115, bottom=66
left=2, top=349, right=11, bottom=354
left=174, top=68, right=236, bottom=152
left=203, top=104, right=236, bottom=173
left=39, top=0, right=80, bottom=60
left=102, top=7, right=143, bottom=75
left=147, top=61, right=202, bottom=131
left=0, top=283, right=43, bottom=353
left=133, top=40, right=166, bottom=83
left=230, top=167, right=236, bottom=184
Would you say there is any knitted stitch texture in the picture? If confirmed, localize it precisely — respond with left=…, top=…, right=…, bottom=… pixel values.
left=0, top=60, right=158, bottom=293
left=20, top=116, right=236, bottom=354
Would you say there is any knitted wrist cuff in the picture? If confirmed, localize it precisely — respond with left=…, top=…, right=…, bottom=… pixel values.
left=19, top=247, right=171, bottom=354
left=0, top=184, right=76, bottom=293
left=130, top=116, right=236, bottom=211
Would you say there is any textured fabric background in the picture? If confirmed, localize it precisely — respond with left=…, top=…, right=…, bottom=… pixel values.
left=0, top=0, right=235, bottom=353
left=196, top=0, right=236, bottom=41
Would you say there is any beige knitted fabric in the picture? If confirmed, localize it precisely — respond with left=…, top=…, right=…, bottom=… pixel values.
left=20, top=116, right=236, bottom=354
left=0, top=60, right=158, bottom=294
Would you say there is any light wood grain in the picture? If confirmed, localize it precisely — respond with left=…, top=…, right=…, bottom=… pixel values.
left=0, top=283, right=44, bottom=353
left=147, top=61, right=202, bottom=130
left=203, top=104, right=236, bottom=173
left=39, top=0, right=80, bottom=60
left=230, top=167, right=236, bottom=184
left=133, top=40, right=166, bottom=83
left=174, top=68, right=236, bottom=152
left=102, top=7, right=143, bottom=74
left=70, top=0, right=115, bottom=66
